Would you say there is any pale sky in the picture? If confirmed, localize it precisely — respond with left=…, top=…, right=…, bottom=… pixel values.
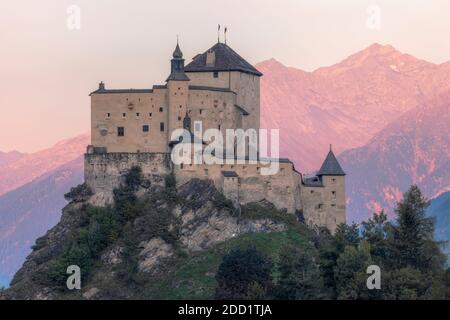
left=1, top=0, right=450, bottom=152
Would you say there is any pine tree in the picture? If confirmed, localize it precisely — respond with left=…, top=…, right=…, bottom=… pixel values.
left=390, top=185, right=443, bottom=271
left=334, top=241, right=374, bottom=300
left=362, top=210, right=391, bottom=266
left=215, top=247, right=273, bottom=300
left=275, top=245, right=325, bottom=299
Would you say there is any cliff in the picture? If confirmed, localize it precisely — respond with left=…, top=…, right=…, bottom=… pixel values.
left=2, top=172, right=310, bottom=299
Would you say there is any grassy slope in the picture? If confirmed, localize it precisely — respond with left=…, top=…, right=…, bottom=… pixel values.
left=141, top=228, right=310, bottom=299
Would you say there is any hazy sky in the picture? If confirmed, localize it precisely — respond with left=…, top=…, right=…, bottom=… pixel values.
left=1, top=0, right=450, bottom=152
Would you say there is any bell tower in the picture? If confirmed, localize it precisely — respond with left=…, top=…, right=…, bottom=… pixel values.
left=166, top=40, right=190, bottom=151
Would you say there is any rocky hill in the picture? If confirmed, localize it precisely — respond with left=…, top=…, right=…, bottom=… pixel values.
left=2, top=174, right=310, bottom=299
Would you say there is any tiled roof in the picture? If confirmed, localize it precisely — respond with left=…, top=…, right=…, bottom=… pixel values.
left=89, top=85, right=166, bottom=96
left=185, top=42, right=262, bottom=76
left=188, top=85, right=236, bottom=94
left=303, top=176, right=324, bottom=187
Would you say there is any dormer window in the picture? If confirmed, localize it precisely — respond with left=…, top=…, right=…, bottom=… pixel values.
left=213, top=71, right=219, bottom=78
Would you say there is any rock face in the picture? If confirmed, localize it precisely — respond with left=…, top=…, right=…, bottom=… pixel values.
left=339, top=102, right=450, bottom=222
left=138, top=238, right=174, bottom=274
left=2, top=179, right=287, bottom=300
left=176, top=180, right=286, bottom=251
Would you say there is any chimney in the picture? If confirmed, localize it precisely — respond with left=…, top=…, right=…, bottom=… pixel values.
left=98, top=81, right=105, bottom=91
left=206, top=50, right=215, bottom=67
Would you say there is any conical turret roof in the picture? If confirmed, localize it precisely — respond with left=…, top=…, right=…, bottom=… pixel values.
left=317, top=147, right=346, bottom=176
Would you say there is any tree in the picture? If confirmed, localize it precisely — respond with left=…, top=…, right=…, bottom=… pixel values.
left=215, top=247, right=273, bottom=300
left=334, top=241, right=374, bottom=300
left=334, top=222, right=360, bottom=251
left=383, top=267, right=428, bottom=300
left=275, top=245, right=324, bottom=299
left=389, top=185, right=445, bottom=272
left=361, top=210, right=392, bottom=267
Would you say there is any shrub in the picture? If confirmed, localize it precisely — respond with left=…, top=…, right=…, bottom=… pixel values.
left=64, top=183, right=93, bottom=202
left=215, top=247, right=273, bottom=300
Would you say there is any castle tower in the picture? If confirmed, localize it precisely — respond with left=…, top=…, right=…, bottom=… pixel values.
left=316, top=145, right=346, bottom=232
left=184, top=42, right=262, bottom=132
left=166, top=41, right=190, bottom=151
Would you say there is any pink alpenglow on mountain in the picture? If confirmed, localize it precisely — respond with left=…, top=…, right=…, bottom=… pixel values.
left=257, top=43, right=450, bottom=172
left=0, top=133, right=90, bottom=196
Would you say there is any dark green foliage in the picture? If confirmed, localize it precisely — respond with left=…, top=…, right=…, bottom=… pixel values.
left=274, top=245, right=325, bottom=299
left=390, top=185, right=445, bottom=272
left=43, top=206, right=118, bottom=288
left=215, top=247, right=273, bottom=300
left=383, top=267, right=428, bottom=299
left=163, top=173, right=178, bottom=202
left=31, top=236, right=48, bottom=251
left=334, top=241, right=373, bottom=300
left=64, top=183, right=93, bottom=202
left=361, top=210, right=392, bottom=266
left=113, top=169, right=140, bottom=222
left=212, top=192, right=236, bottom=213
left=334, top=222, right=360, bottom=251
left=240, top=202, right=299, bottom=228
left=125, top=166, right=143, bottom=190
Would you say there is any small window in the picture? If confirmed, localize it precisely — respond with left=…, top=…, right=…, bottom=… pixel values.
left=160, top=122, right=165, bottom=132
left=149, top=112, right=152, bottom=117
left=136, top=112, right=140, bottom=118
left=199, top=109, right=203, bottom=115
left=159, top=107, right=163, bottom=112
left=213, top=71, right=219, bottom=78
left=178, top=116, right=182, bottom=121
left=122, top=113, right=126, bottom=118
left=318, top=203, right=323, bottom=210
left=106, top=112, right=111, bottom=119
left=218, top=124, right=221, bottom=130
left=117, top=127, right=125, bottom=136
left=331, top=191, right=336, bottom=199
left=142, top=125, right=149, bottom=132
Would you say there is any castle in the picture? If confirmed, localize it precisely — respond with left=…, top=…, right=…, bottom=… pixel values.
left=84, top=39, right=346, bottom=233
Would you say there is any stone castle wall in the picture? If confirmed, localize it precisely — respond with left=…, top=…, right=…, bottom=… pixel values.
left=84, top=152, right=172, bottom=206
left=84, top=152, right=345, bottom=233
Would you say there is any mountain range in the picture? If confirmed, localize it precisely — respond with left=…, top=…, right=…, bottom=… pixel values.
left=256, top=43, right=450, bottom=173
left=0, top=43, right=449, bottom=286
